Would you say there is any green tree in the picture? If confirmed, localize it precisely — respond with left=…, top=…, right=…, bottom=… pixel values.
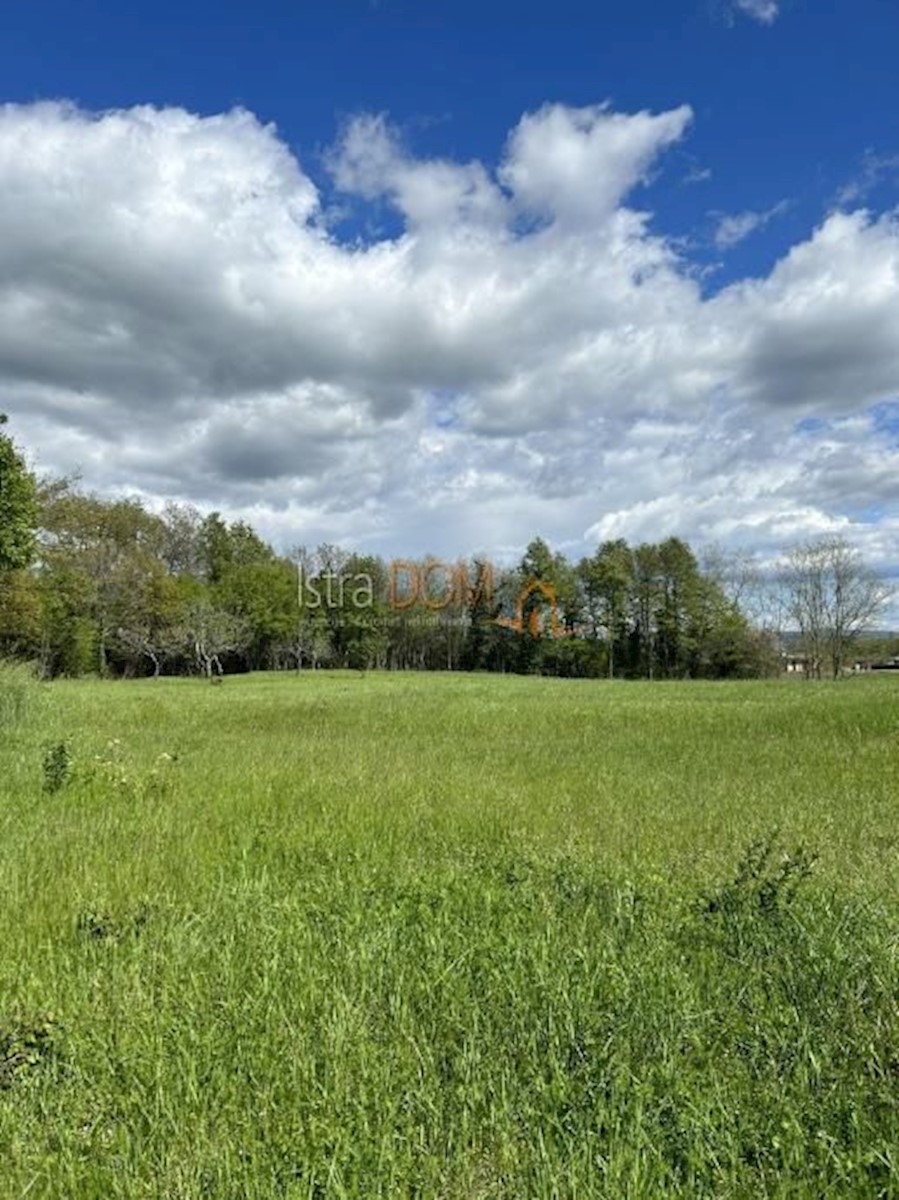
left=656, top=537, right=701, bottom=678
left=0, top=414, right=38, bottom=572
left=0, top=569, right=42, bottom=658
left=461, top=560, right=504, bottom=672
left=511, top=539, right=579, bottom=673
left=630, top=543, right=663, bottom=679
left=215, top=557, right=298, bottom=670
left=160, top=502, right=205, bottom=577
left=579, top=540, right=633, bottom=678
left=334, top=554, right=388, bottom=671
left=39, top=488, right=166, bottom=675
left=111, top=563, right=183, bottom=677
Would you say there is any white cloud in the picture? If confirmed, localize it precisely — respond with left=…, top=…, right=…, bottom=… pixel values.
left=683, top=165, right=712, bottom=185
left=836, top=150, right=899, bottom=206
left=732, top=0, right=780, bottom=25
left=713, top=200, right=788, bottom=248
left=497, top=102, right=693, bottom=229
left=328, top=113, right=507, bottom=231
left=1, top=98, right=898, bottom=590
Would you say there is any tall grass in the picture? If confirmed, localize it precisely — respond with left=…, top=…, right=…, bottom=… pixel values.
left=1, top=672, right=898, bottom=1196
left=0, top=657, right=43, bottom=730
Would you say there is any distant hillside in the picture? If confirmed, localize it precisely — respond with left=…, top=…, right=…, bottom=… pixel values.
left=780, top=630, right=898, bottom=646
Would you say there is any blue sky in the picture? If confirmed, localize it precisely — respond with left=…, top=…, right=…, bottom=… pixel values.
left=4, top=0, right=898, bottom=277
left=1, top=0, right=898, bottom=602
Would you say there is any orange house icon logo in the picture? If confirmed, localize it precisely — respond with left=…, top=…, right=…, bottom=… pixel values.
left=494, top=579, right=568, bottom=639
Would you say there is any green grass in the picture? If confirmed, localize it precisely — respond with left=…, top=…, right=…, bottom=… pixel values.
left=1, top=669, right=899, bottom=1197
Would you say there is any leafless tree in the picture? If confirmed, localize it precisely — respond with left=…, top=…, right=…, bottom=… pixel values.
left=700, top=544, right=789, bottom=634
left=783, top=536, right=891, bottom=678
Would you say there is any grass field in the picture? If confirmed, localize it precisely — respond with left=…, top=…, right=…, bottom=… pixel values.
left=2, top=669, right=899, bottom=1197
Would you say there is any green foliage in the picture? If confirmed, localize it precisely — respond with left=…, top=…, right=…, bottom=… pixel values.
left=0, top=569, right=42, bottom=657
left=42, top=739, right=73, bottom=793
left=56, top=615, right=99, bottom=678
left=0, top=413, right=38, bottom=572
left=214, top=557, right=297, bottom=668
left=461, top=559, right=503, bottom=670
left=578, top=538, right=633, bottom=675
left=200, top=512, right=272, bottom=585
left=701, top=831, right=819, bottom=918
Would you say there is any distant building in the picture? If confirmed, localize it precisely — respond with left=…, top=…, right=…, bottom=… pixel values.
left=782, top=653, right=808, bottom=674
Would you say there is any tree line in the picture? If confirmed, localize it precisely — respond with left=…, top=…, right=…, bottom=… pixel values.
left=0, top=415, right=892, bottom=679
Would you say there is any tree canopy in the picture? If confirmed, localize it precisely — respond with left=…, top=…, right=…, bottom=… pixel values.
left=0, top=414, right=38, bottom=573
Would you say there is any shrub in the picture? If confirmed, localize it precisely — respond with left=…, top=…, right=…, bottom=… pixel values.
left=42, top=741, right=73, bottom=793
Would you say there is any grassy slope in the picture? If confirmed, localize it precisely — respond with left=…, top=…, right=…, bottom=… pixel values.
left=1, top=672, right=898, bottom=1197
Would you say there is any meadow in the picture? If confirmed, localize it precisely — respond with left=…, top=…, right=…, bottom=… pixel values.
left=1, top=667, right=898, bottom=1197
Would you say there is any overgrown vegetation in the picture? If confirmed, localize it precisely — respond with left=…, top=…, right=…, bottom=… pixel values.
left=0, top=1012, right=60, bottom=1090
left=0, top=658, right=43, bottom=729
left=1, top=670, right=898, bottom=1196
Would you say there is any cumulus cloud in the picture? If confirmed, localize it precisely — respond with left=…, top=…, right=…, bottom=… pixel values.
left=497, top=103, right=693, bottom=229
left=0, top=98, right=898, bottom=588
left=328, top=114, right=507, bottom=233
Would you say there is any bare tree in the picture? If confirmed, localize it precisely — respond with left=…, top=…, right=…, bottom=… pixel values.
left=114, top=622, right=167, bottom=678
left=700, top=544, right=789, bottom=634
left=176, top=601, right=250, bottom=679
left=783, top=536, right=891, bottom=678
